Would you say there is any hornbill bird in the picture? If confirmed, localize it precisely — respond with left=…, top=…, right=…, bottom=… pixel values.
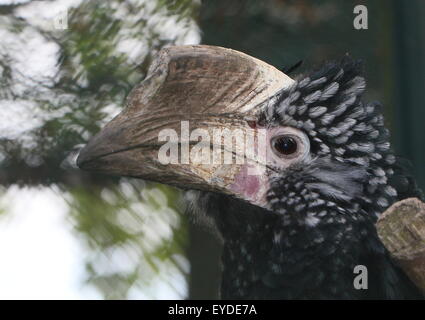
left=77, top=45, right=424, bottom=299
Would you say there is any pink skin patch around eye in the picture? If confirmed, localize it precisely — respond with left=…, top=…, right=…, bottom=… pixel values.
left=228, top=123, right=307, bottom=209
left=229, top=164, right=270, bottom=209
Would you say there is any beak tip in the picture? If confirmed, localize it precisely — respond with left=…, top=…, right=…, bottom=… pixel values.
left=76, top=155, right=86, bottom=170
left=76, top=145, right=93, bottom=170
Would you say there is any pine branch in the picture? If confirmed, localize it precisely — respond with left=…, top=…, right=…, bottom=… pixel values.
left=377, top=198, right=425, bottom=293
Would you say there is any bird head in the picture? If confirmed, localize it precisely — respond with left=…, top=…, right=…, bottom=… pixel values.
left=77, top=45, right=424, bottom=299
left=77, top=45, right=400, bottom=227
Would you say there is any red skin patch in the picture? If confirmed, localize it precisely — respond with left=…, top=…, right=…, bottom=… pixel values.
left=229, top=164, right=269, bottom=208
left=246, top=120, right=257, bottom=129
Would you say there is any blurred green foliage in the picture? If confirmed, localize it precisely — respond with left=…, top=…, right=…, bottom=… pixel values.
left=68, top=181, right=188, bottom=299
left=0, top=0, right=199, bottom=299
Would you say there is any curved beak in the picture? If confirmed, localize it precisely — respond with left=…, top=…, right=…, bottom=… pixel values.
left=77, top=45, right=294, bottom=206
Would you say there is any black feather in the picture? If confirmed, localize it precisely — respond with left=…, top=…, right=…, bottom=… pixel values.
left=187, top=57, right=424, bottom=299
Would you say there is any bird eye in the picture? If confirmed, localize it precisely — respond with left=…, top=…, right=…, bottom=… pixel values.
left=267, top=127, right=310, bottom=167
left=271, top=135, right=298, bottom=156
left=271, top=135, right=298, bottom=157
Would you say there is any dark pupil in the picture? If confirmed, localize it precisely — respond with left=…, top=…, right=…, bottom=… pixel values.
left=274, top=136, right=297, bottom=155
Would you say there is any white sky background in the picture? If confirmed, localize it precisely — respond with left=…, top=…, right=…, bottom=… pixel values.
left=0, top=0, right=200, bottom=299
left=0, top=186, right=100, bottom=299
left=0, top=185, right=189, bottom=299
